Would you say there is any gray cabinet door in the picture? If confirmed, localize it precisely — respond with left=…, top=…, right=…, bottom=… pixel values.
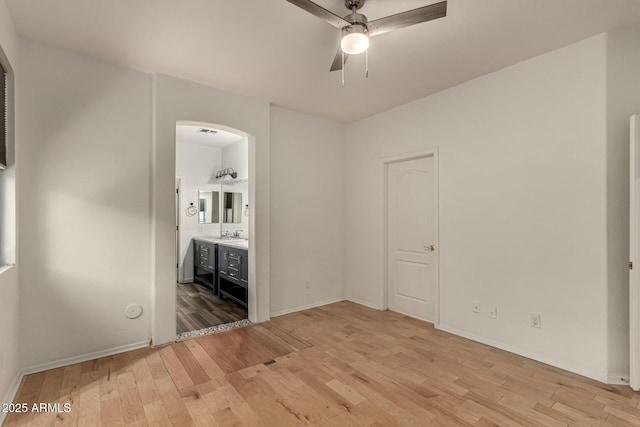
left=217, top=245, right=249, bottom=307
left=219, top=246, right=229, bottom=274
left=241, top=252, right=248, bottom=284
left=193, top=240, right=216, bottom=292
left=206, top=242, right=216, bottom=270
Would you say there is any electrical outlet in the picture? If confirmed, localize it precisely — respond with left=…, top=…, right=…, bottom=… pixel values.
left=530, top=313, right=541, bottom=328
left=472, top=301, right=481, bottom=314
left=305, top=281, right=311, bottom=290
left=489, top=307, right=497, bottom=319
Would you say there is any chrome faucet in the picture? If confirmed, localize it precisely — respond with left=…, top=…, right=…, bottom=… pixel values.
left=233, top=230, right=243, bottom=238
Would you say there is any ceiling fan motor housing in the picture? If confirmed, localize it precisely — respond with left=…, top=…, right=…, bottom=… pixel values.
left=342, top=11, right=369, bottom=44
left=342, top=12, right=368, bottom=26
left=341, top=12, right=368, bottom=55
left=342, top=21, right=368, bottom=38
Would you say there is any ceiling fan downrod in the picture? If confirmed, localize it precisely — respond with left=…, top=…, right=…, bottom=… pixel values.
left=345, top=0, right=365, bottom=10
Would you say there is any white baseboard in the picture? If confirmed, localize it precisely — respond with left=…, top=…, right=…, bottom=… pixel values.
left=608, top=373, right=631, bottom=385
left=437, top=324, right=609, bottom=384
left=270, top=297, right=346, bottom=318
left=346, top=296, right=381, bottom=310
left=0, top=370, right=25, bottom=425
left=1, top=340, right=151, bottom=424
left=21, top=340, right=151, bottom=376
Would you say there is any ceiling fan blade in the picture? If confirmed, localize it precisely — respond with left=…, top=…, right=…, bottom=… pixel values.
left=329, top=47, right=349, bottom=72
left=285, top=0, right=351, bottom=29
left=367, top=1, right=447, bottom=37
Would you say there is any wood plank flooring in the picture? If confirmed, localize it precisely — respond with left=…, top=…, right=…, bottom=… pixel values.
left=6, top=301, right=640, bottom=426
left=177, top=282, right=247, bottom=334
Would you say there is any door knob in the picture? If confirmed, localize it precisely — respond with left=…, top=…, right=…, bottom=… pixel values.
left=425, top=245, right=435, bottom=252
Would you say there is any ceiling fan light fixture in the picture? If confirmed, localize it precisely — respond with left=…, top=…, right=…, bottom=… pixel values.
left=341, top=24, right=369, bottom=55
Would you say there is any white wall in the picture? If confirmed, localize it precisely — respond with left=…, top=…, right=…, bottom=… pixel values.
left=176, top=143, right=222, bottom=185
left=0, top=0, right=20, bottom=414
left=345, top=34, right=613, bottom=381
left=176, top=142, right=222, bottom=282
left=270, top=106, right=346, bottom=316
left=153, top=74, right=270, bottom=345
left=222, top=137, right=249, bottom=179
left=605, top=25, right=640, bottom=380
left=19, top=41, right=152, bottom=369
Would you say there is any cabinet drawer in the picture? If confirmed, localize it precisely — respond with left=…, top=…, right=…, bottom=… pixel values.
left=219, top=248, right=243, bottom=267
left=227, top=254, right=242, bottom=264
left=194, top=241, right=216, bottom=273
left=194, top=243, right=209, bottom=258
left=227, top=268, right=240, bottom=281
left=221, top=270, right=241, bottom=285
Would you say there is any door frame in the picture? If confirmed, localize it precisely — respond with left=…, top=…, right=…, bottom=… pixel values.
left=176, top=177, right=182, bottom=283
left=379, top=148, right=440, bottom=326
left=154, top=119, right=260, bottom=344
left=630, top=115, right=640, bottom=390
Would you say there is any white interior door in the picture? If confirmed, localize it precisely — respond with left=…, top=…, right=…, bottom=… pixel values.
left=630, top=115, right=640, bottom=390
left=387, top=155, right=437, bottom=322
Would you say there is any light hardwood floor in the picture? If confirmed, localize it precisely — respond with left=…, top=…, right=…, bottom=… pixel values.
left=5, top=301, right=640, bottom=426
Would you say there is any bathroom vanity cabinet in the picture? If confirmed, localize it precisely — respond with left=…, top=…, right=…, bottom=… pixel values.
left=193, top=240, right=218, bottom=293
left=218, top=245, right=248, bottom=308
left=192, top=239, right=249, bottom=308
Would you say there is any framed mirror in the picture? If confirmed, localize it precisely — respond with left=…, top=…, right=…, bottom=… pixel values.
left=198, top=190, right=220, bottom=224
left=223, top=192, right=242, bottom=223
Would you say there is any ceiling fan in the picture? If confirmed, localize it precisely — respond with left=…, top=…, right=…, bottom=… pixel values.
left=285, top=0, right=447, bottom=73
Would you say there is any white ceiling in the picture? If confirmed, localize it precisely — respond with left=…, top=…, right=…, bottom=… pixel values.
left=6, top=0, right=640, bottom=123
left=176, top=125, right=244, bottom=148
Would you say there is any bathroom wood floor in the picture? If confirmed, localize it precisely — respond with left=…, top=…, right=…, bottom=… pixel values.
left=176, top=282, right=247, bottom=334
left=5, top=301, right=640, bottom=426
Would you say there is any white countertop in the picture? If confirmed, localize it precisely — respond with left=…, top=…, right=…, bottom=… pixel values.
left=194, top=236, right=249, bottom=250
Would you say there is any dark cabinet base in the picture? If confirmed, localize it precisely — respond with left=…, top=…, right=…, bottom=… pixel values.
left=219, top=279, right=248, bottom=308
left=218, top=245, right=249, bottom=307
left=193, top=240, right=219, bottom=295
left=192, top=241, right=248, bottom=307
left=194, top=272, right=215, bottom=291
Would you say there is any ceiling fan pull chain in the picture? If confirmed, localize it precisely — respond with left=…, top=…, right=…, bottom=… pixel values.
left=342, top=50, right=345, bottom=87
left=365, top=49, right=369, bottom=78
